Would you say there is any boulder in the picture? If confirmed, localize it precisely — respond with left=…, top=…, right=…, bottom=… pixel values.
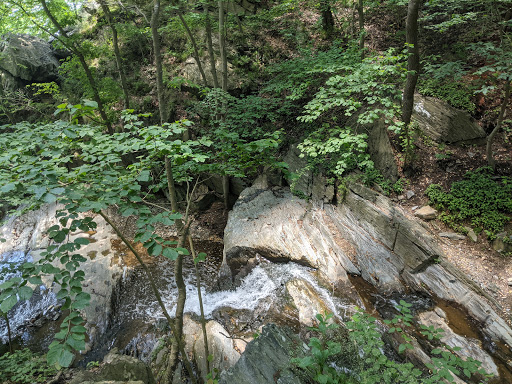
left=70, top=348, right=155, bottom=384
left=0, top=204, right=124, bottom=350
left=283, top=144, right=313, bottom=198
left=182, top=315, right=243, bottom=380
left=414, top=205, right=437, bottom=220
left=418, top=309, right=498, bottom=376
left=354, top=117, right=399, bottom=182
left=413, top=94, right=486, bottom=144
left=0, top=34, right=60, bottom=89
left=219, top=324, right=305, bottom=384
left=492, top=232, right=512, bottom=253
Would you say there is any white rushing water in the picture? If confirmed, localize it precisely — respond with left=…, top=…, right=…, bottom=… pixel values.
left=0, top=251, right=58, bottom=344
left=119, top=260, right=351, bottom=323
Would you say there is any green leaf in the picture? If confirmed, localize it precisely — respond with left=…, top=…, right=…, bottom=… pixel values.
left=74, top=237, right=90, bottom=246
left=18, top=286, right=33, bottom=301
left=1, top=294, right=18, bottom=312
left=176, top=247, right=190, bottom=255
left=70, top=325, right=87, bottom=334
left=162, top=247, right=179, bottom=260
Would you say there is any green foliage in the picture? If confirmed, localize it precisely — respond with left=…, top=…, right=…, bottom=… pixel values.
left=418, top=78, right=475, bottom=112
left=298, top=125, right=374, bottom=178
left=0, top=348, right=57, bottom=384
left=297, top=307, right=492, bottom=384
left=425, top=168, right=512, bottom=239
left=293, top=313, right=344, bottom=384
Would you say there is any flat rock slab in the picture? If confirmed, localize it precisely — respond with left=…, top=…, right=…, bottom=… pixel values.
left=414, top=206, right=438, bottom=220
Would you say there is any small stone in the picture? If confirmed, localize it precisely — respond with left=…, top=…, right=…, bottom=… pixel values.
left=414, top=205, right=438, bottom=220
left=468, top=151, right=476, bottom=158
left=398, top=194, right=405, bottom=200
left=406, top=190, right=415, bottom=199
left=411, top=206, right=418, bottom=211
left=507, top=278, right=512, bottom=287
left=464, top=226, right=478, bottom=242
left=439, top=232, right=466, bottom=240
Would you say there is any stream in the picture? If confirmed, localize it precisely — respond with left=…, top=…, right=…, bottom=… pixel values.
left=2, top=238, right=512, bottom=383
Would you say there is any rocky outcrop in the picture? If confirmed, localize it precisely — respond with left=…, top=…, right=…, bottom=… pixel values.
left=221, top=182, right=512, bottom=363
left=219, top=324, right=305, bottom=384
left=413, top=94, right=486, bottom=144
left=0, top=34, right=60, bottom=90
left=70, top=348, right=156, bottom=384
left=0, top=204, right=124, bottom=350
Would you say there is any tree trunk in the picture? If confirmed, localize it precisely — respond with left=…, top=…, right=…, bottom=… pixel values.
left=358, top=0, right=364, bottom=59
left=320, top=0, right=335, bottom=38
left=402, top=0, right=421, bottom=127
left=204, top=3, right=219, bottom=88
left=219, top=1, right=228, bottom=91
left=151, top=0, right=166, bottom=124
left=177, top=11, right=208, bottom=87
left=99, top=0, right=130, bottom=110
left=401, top=0, right=422, bottom=169
left=40, top=0, right=113, bottom=134
left=486, top=81, right=511, bottom=170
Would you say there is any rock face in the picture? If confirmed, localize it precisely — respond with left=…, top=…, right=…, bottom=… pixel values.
left=0, top=204, right=124, bottom=350
left=413, top=94, right=486, bottom=144
left=219, top=324, right=305, bottom=384
left=418, top=309, right=498, bottom=377
left=221, top=182, right=512, bottom=360
left=70, top=348, right=156, bottom=384
left=0, top=34, right=60, bottom=89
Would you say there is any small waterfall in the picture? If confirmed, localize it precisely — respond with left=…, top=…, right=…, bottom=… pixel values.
left=0, top=251, right=58, bottom=348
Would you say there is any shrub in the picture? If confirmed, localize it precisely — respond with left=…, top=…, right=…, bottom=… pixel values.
left=425, top=168, right=512, bottom=239
left=0, top=349, right=56, bottom=384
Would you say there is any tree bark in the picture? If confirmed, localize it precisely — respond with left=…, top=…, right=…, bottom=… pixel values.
left=486, top=81, right=511, bottom=170
left=401, top=0, right=422, bottom=170
left=320, top=0, right=335, bottom=38
left=39, top=0, right=113, bottom=134
left=99, top=0, right=130, bottom=110
left=358, top=0, right=364, bottom=59
left=219, top=1, right=228, bottom=91
left=402, top=0, right=422, bottom=128
left=151, top=0, right=167, bottom=124
left=204, top=3, right=220, bottom=88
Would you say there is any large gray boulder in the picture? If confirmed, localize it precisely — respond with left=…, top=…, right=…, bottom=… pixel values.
left=219, top=324, right=305, bottom=384
left=0, top=33, right=60, bottom=89
left=413, top=94, right=486, bottom=144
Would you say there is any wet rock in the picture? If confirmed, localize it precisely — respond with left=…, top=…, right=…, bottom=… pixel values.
left=182, top=315, right=243, bottom=380
left=222, top=186, right=359, bottom=289
left=286, top=279, right=330, bottom=326
left=413, top=94, right=486, bottom=144
left=218, top=324, right=305, bottom=384
left=418, top=309, right=498, bottom=377
left=439, top=232, right=466, bottom=240
left=414, top=206, right=437, bottom=220
left=71, top=348, right=155, bottom=384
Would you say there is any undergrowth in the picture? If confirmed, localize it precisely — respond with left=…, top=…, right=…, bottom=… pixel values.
left=425, top=167, right=512, bottom=239
left=0, top=348, right=56, bottom=384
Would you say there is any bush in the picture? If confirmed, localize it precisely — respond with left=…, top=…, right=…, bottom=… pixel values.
left=425, top=168, right=512, bottom=239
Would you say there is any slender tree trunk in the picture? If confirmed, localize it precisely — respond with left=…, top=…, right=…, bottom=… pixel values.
left=177, top=12, right=208, bottom=87
left=204, top=3, right=220, bottom=88
left=487, top=81, right=511, bottom=170
left=99, top=0, right=130, bottom=109
left=98, top=211, right=196, bottom=384
left=4, top=313, right=12, bottom=353
left=151, top=0, right=167, bottom=123
left=401, top=0, right=422, bottom=169
left=39, top=0, right=113, bottom=134
left=358, top=0, right=364, bottom=59
left=320, top=0, right=335, bottom=38
left=188, top=236, right=210, bottom=375
left=218, top=1, right=230, bottom=207
left=219, top=1, right=228, bottom=91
